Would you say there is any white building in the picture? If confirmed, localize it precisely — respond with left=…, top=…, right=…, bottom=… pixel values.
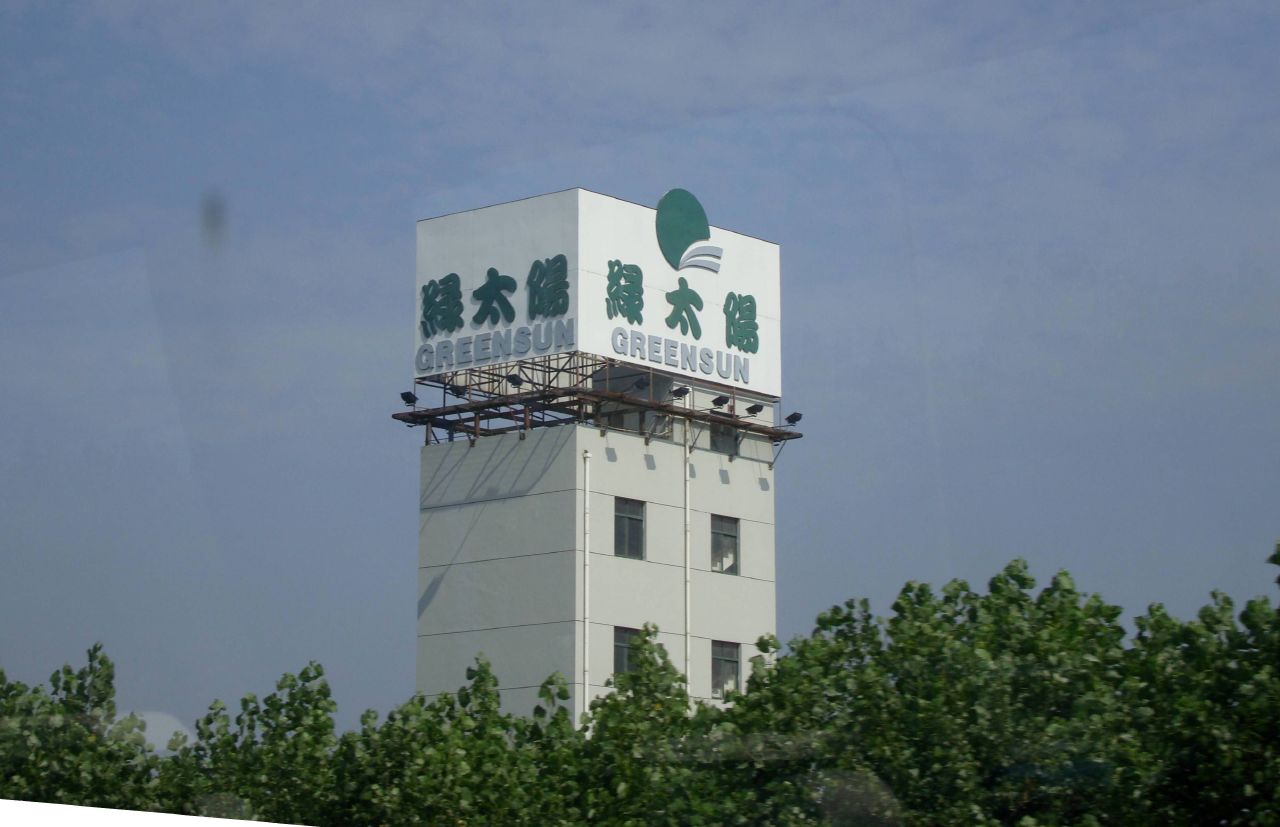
left=396, top=189, right=800, bottom=719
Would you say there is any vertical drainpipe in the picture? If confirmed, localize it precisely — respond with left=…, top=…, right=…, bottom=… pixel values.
left=683, top=407, right=692, bottom=682
left=582, top=448, right=592, bottom=714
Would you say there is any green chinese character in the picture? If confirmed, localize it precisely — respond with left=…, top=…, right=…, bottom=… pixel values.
left=420, top=273, right=465, bottom=339
left=604, top=259, right=644, bottom=325
left=664, top=276, right=703, bottom=339
left=527, top=254, right=569, bottom=320
left=723, top=291, right=759, bottom=353
left=471, top=267, right=517, bottom=325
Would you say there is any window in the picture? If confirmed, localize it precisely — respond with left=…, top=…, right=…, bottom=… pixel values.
left=711, top=640, right=740, bottom=699
left=710, top=422, right=737, bottom=455
left=642, top=410, right=672, bottom=441
left=614, top=626, right=641, bottom=675
left=614, top=497, right=645, bottom=559
left=711, top=515, right=740, bottom=575
left=591, top=370, right=672, bottom=439
left=604, top=408, right=631, bottom=431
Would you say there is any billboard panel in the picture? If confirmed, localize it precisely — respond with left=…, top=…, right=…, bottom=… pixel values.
left=414, top=188, right=781, bottom=398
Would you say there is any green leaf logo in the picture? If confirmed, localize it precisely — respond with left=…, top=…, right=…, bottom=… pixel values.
left=655, top=189, right=723, bottom=273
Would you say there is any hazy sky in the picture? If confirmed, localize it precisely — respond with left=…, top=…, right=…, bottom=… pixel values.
left=2, top=1, right=1277, bottom=738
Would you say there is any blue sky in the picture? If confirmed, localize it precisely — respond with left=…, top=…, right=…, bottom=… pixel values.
left=2, top=1, right=1277, bottom=737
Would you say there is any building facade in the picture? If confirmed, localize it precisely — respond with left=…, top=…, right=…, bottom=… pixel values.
left=397, top=189, right=798, bottom=720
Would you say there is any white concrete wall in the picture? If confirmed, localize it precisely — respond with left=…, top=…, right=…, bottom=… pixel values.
left=417, top=419, right=777, bottom=719
left=417, top=426, right=580, bottom=701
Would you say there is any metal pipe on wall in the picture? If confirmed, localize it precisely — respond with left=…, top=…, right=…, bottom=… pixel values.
left=582, top=448, right=592, bottom=711
left=683, top=405, right=692, bottom=681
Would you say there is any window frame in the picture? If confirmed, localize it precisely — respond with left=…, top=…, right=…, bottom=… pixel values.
left=614, top=496, right=645, bottom=560
left=614, top=626, right=641, bottom=676
left=711, top=514, right=740, bottom=575
left=711, top=640, right=741, bottom=699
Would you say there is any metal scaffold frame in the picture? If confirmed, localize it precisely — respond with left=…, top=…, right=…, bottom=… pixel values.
left=391, top=351, right=803, bottom=449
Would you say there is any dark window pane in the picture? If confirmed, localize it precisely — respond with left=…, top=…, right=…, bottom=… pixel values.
left=614, top=497, right=645, bottom=559
left=711, top=515, right=738, bottom=536
left=615, top=517, right=628, bottom=556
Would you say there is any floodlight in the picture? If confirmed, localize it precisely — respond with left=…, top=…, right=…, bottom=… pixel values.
left=632, top=377, right=650, bottom=391
left=746, top=403, right=764, bottom=415
left=400, top=391, right=418, bottom=406
left=670, top=386, right=690, bottom=398
left=711, top=394, right=730, bottom=407
left=785, top=411, right=803, bottom=426
left=506, top=373, right=524, bottom=387
left=449, top=385, right=468, bottom=398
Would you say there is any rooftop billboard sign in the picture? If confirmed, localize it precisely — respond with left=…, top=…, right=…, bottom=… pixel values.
left=415, top=188, right=781, bottom=398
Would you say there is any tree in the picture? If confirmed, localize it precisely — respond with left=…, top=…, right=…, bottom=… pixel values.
left=156, top=661, right=338, bottom=822
left=1127, top=553, right=1280, bottom=824
left=0, top=644, right=156, bottom=811
left=730, top=553, right=1280, bottom=825
left=3, top=552, right=1278, bottom=825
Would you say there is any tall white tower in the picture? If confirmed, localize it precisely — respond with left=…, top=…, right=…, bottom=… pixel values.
left=395, top=189, right=800, bottom=719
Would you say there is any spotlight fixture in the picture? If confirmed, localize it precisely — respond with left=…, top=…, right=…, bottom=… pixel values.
left=746, top=403, right=764, bottom=415
left=670, top=386, right=690, bottom=398
left=400, top=391, right=418, bottom=406
left=785, top=411, right=803, bottom=426
left=632, top=377, right=650, bottom=391
left=711, top=394, right=730, bottom=407
left=506, top=373, right=524, bottom=387
left=449, top=385, right=468, bottom=398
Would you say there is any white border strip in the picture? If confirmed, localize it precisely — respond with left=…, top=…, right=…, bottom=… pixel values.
left=0, top=799, right=300, bottom=826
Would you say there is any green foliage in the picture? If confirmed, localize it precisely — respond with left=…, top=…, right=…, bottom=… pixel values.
left=155, top=661, right=338, bottom=821
left=734, top=565, right=1144, bottom=825
left=3, top=551, right=1278, bottom=825
left=328, top=658, right=543, bottom=825
left=578, top=625, right=701, bottom=825
left=0, top=644, right=156, bottom=810
left=1128, top=588, right=1280, bottom=825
